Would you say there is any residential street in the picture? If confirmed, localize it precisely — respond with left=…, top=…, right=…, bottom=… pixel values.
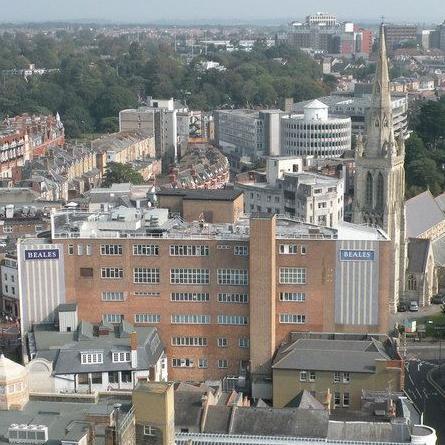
left=404, top=359, right=445, bottom=443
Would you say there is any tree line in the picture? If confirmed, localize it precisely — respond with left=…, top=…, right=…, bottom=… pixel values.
left=0, top=31, right=330, bottom=138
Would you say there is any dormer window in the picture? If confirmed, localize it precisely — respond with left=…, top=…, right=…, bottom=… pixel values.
left=80, top=352, right=103, bottom=365
left=112, top=351, right=131, bottom=363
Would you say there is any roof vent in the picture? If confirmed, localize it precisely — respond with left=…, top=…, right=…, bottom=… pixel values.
left=8, top=424, right=49, bottom=444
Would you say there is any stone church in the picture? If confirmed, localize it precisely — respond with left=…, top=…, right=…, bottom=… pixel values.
left=353, top=24, right=407, bottom=312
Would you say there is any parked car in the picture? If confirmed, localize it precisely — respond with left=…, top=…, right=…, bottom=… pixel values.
left=409, top=301, right=419, bottom=312
left=397, top=303, right=408, bottom=312
left=431, top=294, right=445, bottom=304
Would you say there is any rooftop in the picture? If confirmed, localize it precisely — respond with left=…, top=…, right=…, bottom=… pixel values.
left=51, top=209, right=388, bottom=242
left=157, top=189, right=242, bottom=201
left=273, top=333, right=395, bottom=373
left=406, top=190, right=444, bottom=238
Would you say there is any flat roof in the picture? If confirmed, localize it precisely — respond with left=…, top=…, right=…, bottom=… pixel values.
left=157, top=189, right=242, bottom=201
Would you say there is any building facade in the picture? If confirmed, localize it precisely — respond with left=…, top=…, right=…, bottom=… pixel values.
left=0, top=255, right=18, bottom=316
left=352, top=25, right=407, bottom=312
left=281, top=100, right=351, bottom=158
left=14, top=209, right=393, bottom=387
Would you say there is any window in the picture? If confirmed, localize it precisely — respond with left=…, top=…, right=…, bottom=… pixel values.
left=279, top=313, right=306, bottom=324
left=376, top=173, right=384, bottom=209
left=407, top=274, right=417, bottom=291
left=239, top=337, right=250, bottom=348
left=81, top=352, right=103, bottom=364
left=343, top=372, right=350, bottom=383
left=172, top=337, right=207, bottom=347
left=279, top=292, right=305, bottom=302
left=217, top=269, right=248, bottom=285
left=334, top=392, right=341, bottom=407
left=366, top=172, right=373, bottom=207
left=234, top=245, right=249, bottom=256
left=301, top=246, right=307, bottom=255
left=101, top=267, right=123, bottom=279
left=218, top=337, right=228, bottom=347
left=279, top=244, right=299, bottom=254
left=171, top=314, right=210, bottom=324
left=68, top=245, right=74, bottom=255
left=318, top=202, right=327, bottom=209
left=171, top=292, right=209, bottom=302
left=334, top=371, right=341, bottom=383
left=343, top=392, right=350, bottom=407
left=170, top=269, right=209, bottom=284
left=102, top=314, right=123, bottom=324
left=3, top=225, right=13, bottom=233
left=133, top=268, right=160, bottom=284
left=91, top=373, right=102, bottom=384
left=100, top=244, right=123, bottom=256
left=102, top=291, right=125, bottom=302
left=133, top=244, right=159, bottom=256
left=218, top=293, right=248, bottom=304
left=121, top=371, right=132, bottom=383
left=172, top=358, right=194, bottom=368
left=134, top=291, right=160, bottom=297
left=86, top=244, right=92, bottom=256
left=198, top=358, right=208, bottom=368
left=217, top=315, right=248, bottom=325
left=279, top=267, right=306, bottom=284
left=309, top=371, right=316, bottom=382
left=78, top=374, right=88, bottom=385
left=300, top=371, right=307, bottom=382
left=143, top=426, right=156, bottom=436
left=77, top=245, right=84, bottom=256
left=80, top=267, right=94, bottom=278
left=108, top=371, right=119, bottom=383
left=135, top=313, right=160, bottom=324
left=170, top=245, right=209, bottom=256
left=112, top=352, right=131, bottom=363
left=218, top=359, right=228, bottom=369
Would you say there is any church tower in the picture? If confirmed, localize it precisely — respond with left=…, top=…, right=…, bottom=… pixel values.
left=353, top=24, right=406, bottom=312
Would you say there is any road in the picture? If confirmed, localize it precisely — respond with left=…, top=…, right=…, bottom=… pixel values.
left=392, top=304, right=443, bottom=325
left=404, top=359, right=445, bottom=443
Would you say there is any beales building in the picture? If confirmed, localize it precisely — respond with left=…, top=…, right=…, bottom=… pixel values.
left=18, top=205, right=393, bottom=397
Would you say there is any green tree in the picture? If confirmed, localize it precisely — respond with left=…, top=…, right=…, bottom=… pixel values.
left=103, top=162, right=144, bottom=187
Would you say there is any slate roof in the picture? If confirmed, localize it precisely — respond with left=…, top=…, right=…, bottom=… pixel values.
left=229, top=407, right=329, bottom=438
left=32, top=321, right=164, bottom=375
left=432, top=234, right=445, bottom=266
left=435, top=192, right=445, bottom=212
left=407, top=238, right=431, bottom=274
left=273, top=338, right=390, bottom=373
left=406, top=190, right=444, bottom=238
left=157, top=189, right=242, bottom=201
left=284, top=390, right=325, bottom=410
left=174, top=390, right=204, bottom=429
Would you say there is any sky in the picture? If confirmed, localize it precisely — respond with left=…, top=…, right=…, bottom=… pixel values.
left=0, top=0, right=443, bottom=24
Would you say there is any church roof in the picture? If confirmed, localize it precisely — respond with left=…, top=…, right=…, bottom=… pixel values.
left=406, top=190, right=445, bottom=238
left=0, top=354, right=27, bottom=382
left=407, top=238, right=431, bottom=274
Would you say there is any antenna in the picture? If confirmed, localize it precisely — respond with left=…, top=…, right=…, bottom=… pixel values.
left=380, top=15, right=385, bottom=25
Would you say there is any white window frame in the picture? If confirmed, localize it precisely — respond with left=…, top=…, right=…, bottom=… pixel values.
left=169, top=245, right=209, bottom=256
left=279, top=267, right=307, bottom=284
left=80, top=352, right=103, bottom=365
left=143, top=426, right=156, bottom=436
left=299, top=370, right=307, bottom=382
left=217, top=337, right=228, bottom=348
left=279, top=292, right=305, bottom=302
left=343, top=392, right=350, bottom=407
left=101, top=267, right=123, bottom=279
left=133, top=268, right=160, bottom=284
left=218, top=359, right=228, bottom=369
left=170, top=268, right=209, bottom=285
left=238, top=337, right=250, bottom=349
left=102, top=314, right=123, bottom=324
left=217, top=315, right=248, bottom=325
left=309, top=371, right=316, bottom=382
left=133, top=244, right=159, bottom=256
left=171, top=337, right=208, bottom=347
left=198, top=358, right=208, bottom=368
left=170, top=292, right=209, bottom=302
left=100, top=244, right=123, bottom=256
left=171, top=314, right=211, bottom=324
left=112, top=352, right=131, bottom=363
left=343, top=372, right=350, bottom=383
left=217, top=269, right=248, bottom=286
left=234, top=245, right=249, bottom=256
left=134, top=313, right=160, bottom=324
left=279, top=313, right=306, bottom=324
left=334, top=371, right=341, bottom=383
left=217, top=293, right=248, bottom=304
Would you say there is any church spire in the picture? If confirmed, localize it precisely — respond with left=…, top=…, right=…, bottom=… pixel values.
left=362, top=24, right=396, bottom=159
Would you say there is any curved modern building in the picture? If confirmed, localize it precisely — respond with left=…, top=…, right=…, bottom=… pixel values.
left=281, top=99, right=351, bottom=158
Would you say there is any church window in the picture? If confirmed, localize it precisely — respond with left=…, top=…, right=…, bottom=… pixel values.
left=376, top=173, right=384, bottom=209
left=366, top=173, right=373, bottom=207
left=407, top=274, right=417, bottom=291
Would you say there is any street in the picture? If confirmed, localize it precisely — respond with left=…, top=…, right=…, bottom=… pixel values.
left=404, top=359, right=445, bottom=443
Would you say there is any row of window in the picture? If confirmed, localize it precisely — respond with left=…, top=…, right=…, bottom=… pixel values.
left=77, top=370, right=132, bottom=385
left=101, top=291, right=299, bottom=304
left=70, top=244, right=248, bottom=257
left=102, top=313, right=250, bottom=326
left=99, top=267, right=250, bottom=286
left=80, top=351, right=132, bottom=365
left=172, top=358, right=229, bottom=369
left=300, top=370, right=350, bottom=383
left=279, top=244, right=307, bottom=255
left=170, top=336, right=249, bottom=348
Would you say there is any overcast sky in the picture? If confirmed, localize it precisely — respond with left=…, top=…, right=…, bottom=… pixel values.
left=0, top=0, right=443, bottom=24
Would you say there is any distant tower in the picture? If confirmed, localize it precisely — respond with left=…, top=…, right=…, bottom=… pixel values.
left=352, top=24, right=406, bottom=312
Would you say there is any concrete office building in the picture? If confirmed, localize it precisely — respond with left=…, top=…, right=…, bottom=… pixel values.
left=384, top=25, right=418, bottom=52
left=292, top=90, right=409, bottom=140
left=213, top=109, right=282, bottom=162
left=12, top=207, right=392, bottom=389
left=281, top=100, right=351, bottom=158
left=0, top=254, right=18, bottom=316
left=119, top=98, right=189, bottom=170
left=236, top=157, right=345, bottom=227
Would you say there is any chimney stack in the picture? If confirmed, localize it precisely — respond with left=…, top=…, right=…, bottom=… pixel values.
left=130, top=331, right=138, bottom=368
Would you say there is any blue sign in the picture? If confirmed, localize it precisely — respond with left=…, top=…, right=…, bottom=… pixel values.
left=25, top=249, right=60, bottom=260
left=340, top=249, right=375, bottom=261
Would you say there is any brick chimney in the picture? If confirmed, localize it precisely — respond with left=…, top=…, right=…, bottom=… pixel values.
left=130, top=331, right=138, bottom=368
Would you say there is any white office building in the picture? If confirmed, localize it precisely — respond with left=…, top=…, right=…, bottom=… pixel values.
left=0, top=254, right=18, bottom=316
left=281, top=100, right=351, bottom=158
